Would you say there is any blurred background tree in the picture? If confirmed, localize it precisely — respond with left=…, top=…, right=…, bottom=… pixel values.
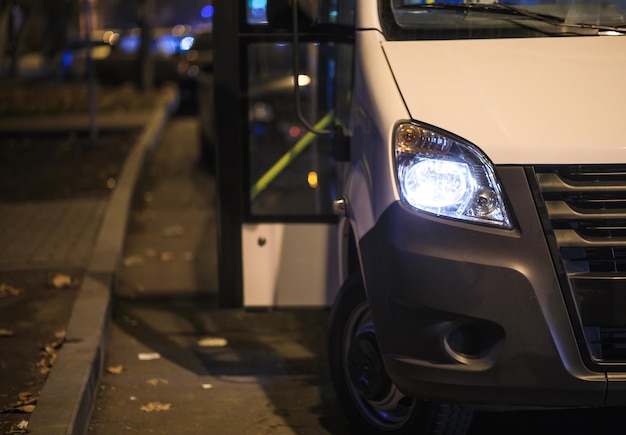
left=0, top=0, right=77, bottom=77
left=137, top=0, right=155, bottom=91
left=0, top=0, right=10, bottom=73
left=41, top=0, right=77, bottom=63
left=0, top=0, right=212, bottom=80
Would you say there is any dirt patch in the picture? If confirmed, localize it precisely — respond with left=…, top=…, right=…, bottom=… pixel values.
left=0, top=270, right=80, bottom=435
left=0, top=130, right=138, bottom=202
left=0, top=81, right=159, bottom=202
left=0, top=82, right=162, bottom=117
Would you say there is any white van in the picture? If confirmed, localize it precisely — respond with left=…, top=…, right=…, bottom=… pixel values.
left=261, top=1, right=626, bottom=433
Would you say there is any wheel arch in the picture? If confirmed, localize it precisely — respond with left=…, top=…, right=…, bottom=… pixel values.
left=337, top=216, right=362, bottom=287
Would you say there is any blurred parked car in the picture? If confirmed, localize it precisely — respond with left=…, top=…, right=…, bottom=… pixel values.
left=175, top=29, right=213, bottom=113
left=61, top=25, right=213, bottom=90
left=176, top=30, right=213, bottom=82
left=93, top=25, right=196, bottom=86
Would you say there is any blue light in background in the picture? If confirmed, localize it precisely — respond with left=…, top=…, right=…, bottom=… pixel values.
left=62, top=52, right=73, bottom=69
left=253, top=124, right=266, bottom=136
left=201, top=5, right=214, bottom=19
left=501, top=0, right=541, bottom=4
left=413, top=0, right=463, bottom=3
left=157, top=35, right=178, bottom=56
left=181, top=36, right=195, bottom=51
left=248, top=0, right=267, bottom=24
left=119, top=35, right=140, bottom=53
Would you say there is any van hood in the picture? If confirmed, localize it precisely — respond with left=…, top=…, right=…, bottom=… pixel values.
left=383, top=36, right=626, bottom=165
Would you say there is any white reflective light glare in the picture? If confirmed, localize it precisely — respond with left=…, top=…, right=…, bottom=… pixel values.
left=395, top=123, right=513, bottom=228
left=402, top=159, right=473, bottom=209
left=180, top=36, right=195, bottom=51
left=297, top=74, right=311, bottom=87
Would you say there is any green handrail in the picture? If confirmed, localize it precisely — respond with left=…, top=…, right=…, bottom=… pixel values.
left=249, top=110, right=335, bottom=200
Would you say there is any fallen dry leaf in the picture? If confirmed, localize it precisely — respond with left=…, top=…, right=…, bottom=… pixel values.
left=8, top=420, right=28, bottom=433
left=197, top=337, right=228, bottom=348
left=45, top=336, right=65, bottom=351
left=50, top=273, right=71, bottom=288
left=123, top=315, right=139, bottom=326
left=106, top=365, right=124, bottom=374
left=163, top=225, right=184, bottom=237
left=0, top=283, right=22, bottom=298
left=17, top=392, right=34, bottom=401
left=15, top=405, right=35, bottom=413
left=140, top=402, right=172, bottom=412
left=4, top=393, right=37, bottom=414
left=137, top=352, right=161, bottom=361
left=0, top=328, right=15, bottom=337
left=159, top=251, right=173, bottom=262
left=49, top=273, right=79, bottom=289
left=123, top=255, right=144, bottom=267
left=133, top=210, right=152, bottom=224
left=36, top=336, right=64, bottom=374
left=147, top=378, right=168, bottom=386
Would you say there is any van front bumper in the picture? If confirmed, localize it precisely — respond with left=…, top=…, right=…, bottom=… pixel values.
left=358, top=167, right=626, bottom=407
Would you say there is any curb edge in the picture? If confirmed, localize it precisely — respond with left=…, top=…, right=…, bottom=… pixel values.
left=26, top=84, right=181, bottom=435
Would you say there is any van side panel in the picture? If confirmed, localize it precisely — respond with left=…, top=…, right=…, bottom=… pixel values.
left=347, top=29, right=408, bottom=241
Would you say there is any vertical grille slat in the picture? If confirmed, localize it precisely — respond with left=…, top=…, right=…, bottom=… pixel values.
left=534, top=165, right=626, bottom=365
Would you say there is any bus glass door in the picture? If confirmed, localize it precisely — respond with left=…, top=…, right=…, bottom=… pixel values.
left=213, top=0, right=354, bottom=307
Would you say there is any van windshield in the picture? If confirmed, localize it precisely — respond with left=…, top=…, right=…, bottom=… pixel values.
left=383, top=0, right=626, bottom=39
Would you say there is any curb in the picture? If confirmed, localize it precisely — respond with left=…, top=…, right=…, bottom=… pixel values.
left=26, top=84, right=181, bottom=435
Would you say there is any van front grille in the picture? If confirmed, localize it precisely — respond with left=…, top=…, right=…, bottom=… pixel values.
left=534, top=165, right=626, bottom=364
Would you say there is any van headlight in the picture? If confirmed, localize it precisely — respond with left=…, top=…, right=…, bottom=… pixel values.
left=394, top=122, right=513, bottom=229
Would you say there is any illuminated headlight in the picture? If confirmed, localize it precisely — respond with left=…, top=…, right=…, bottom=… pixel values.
left=395, top=122, right=513, bottom=228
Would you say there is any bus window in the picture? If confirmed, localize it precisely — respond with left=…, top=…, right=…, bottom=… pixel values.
left=247, top=41, right=338, bottom=218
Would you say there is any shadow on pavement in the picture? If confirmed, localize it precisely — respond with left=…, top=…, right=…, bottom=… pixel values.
left=92, top=297, right=351, bottom=434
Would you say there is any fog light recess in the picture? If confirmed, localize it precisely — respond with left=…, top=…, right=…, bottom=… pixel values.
left=444, top=321, right=505, bottom=366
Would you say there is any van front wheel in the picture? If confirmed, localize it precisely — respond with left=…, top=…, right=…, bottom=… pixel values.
left=328, top=273, right=473, bottom=434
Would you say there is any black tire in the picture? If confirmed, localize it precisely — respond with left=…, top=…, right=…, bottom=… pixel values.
left=328, top=273, right=474, bottom=435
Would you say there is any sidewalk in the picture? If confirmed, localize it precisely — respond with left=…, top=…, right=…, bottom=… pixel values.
left=0, top=82, right=180, bottom=434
